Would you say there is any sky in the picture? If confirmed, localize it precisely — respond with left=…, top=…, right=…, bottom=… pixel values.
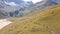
left=24, top=0, right=43, bottom=3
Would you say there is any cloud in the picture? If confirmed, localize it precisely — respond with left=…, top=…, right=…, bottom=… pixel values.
left=4, top=1, right=19, bottom=6
left=24, top=0, right=43, bottom=3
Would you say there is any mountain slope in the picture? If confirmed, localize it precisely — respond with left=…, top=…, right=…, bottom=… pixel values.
left=0, top=0, right=60, bottom=18
left=0, top=4, right=60, bottom=34
left=0, top=0, right=59, bottom=17
left=18, top=0, right=58, bottom=17
left=1, top=0, right=58, bottom=17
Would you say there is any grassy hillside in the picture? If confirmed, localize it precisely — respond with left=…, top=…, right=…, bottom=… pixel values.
left=0, top=4, right=60, bottom=34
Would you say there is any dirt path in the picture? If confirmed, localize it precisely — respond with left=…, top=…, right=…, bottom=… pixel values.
left=0, top=19, right=12, bottom=29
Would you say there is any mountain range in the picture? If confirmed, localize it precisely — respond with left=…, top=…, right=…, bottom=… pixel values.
left=0, top=0, right=33, bottom=18
left=0, top=0, right=60, bottom=18
left=14, top=0, right=58, bottom=17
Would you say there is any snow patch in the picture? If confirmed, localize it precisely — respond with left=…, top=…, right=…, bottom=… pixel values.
left=4, top=1, right=19, bottom=6
left=0, top=19, right=12, bottom=29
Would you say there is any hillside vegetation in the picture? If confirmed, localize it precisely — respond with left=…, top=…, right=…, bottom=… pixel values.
left=0, top=4, right=60, bottom=34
